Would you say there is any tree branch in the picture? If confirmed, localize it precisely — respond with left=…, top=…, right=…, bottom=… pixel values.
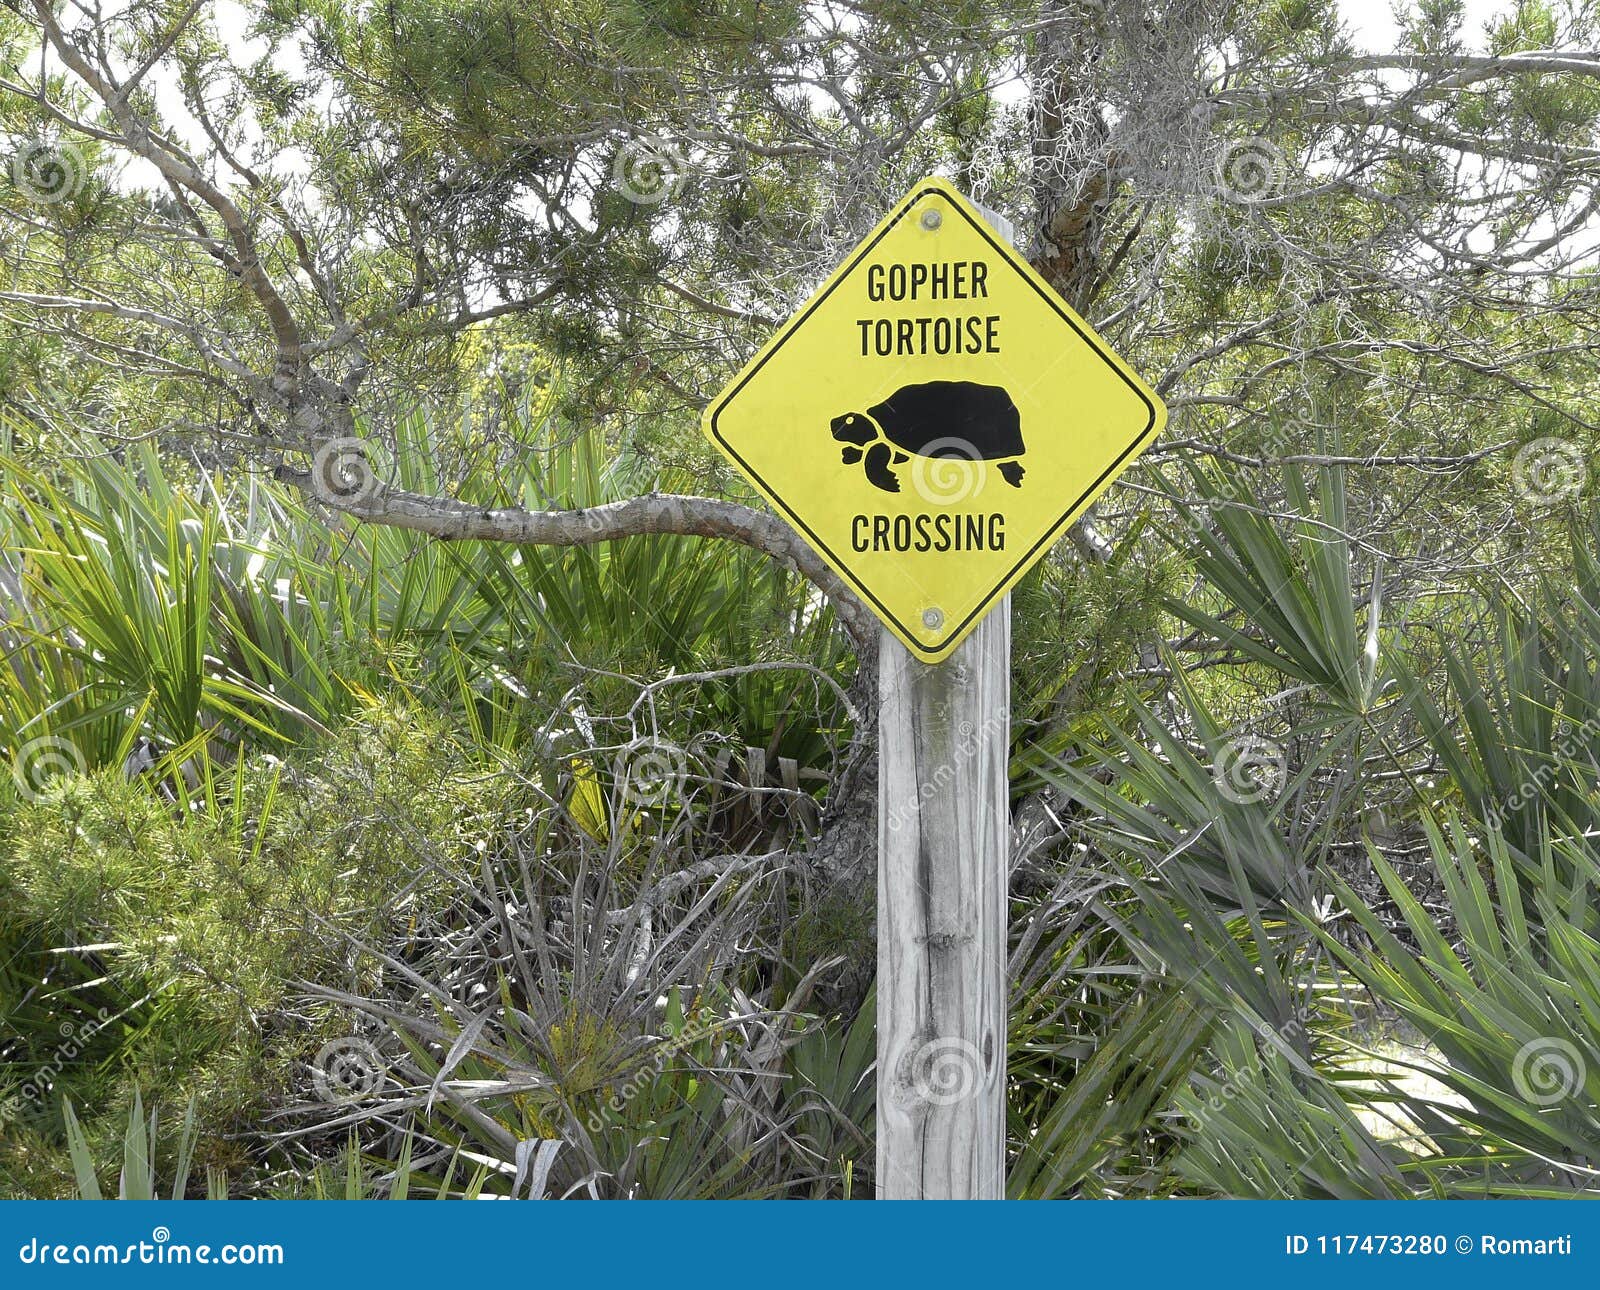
left=273, top=467, right=878, bottom=651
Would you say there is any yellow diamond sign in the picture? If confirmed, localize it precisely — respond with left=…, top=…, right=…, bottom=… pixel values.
left=703, top=176, right=1166, bottom=663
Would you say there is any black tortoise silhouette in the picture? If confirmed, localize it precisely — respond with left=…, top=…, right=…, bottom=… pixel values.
left=830, top=380, right=1026, bottom=494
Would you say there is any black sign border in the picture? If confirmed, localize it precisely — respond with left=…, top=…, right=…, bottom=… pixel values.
left=706, top=182, right=1160, bottom=661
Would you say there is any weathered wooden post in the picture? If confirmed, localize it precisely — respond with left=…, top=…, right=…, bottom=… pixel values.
left=700, top=178, right=1164, bottom=1201
left=876, top=601, right=1010, bottom=1197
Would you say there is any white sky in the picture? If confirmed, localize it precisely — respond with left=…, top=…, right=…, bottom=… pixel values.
left=1338, top=0, right=1509, bottom=51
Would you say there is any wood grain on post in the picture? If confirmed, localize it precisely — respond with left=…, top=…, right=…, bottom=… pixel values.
left=874, top=193, right=1014, bottom=1203
left=875, top=604, right=1009, bottom=1199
